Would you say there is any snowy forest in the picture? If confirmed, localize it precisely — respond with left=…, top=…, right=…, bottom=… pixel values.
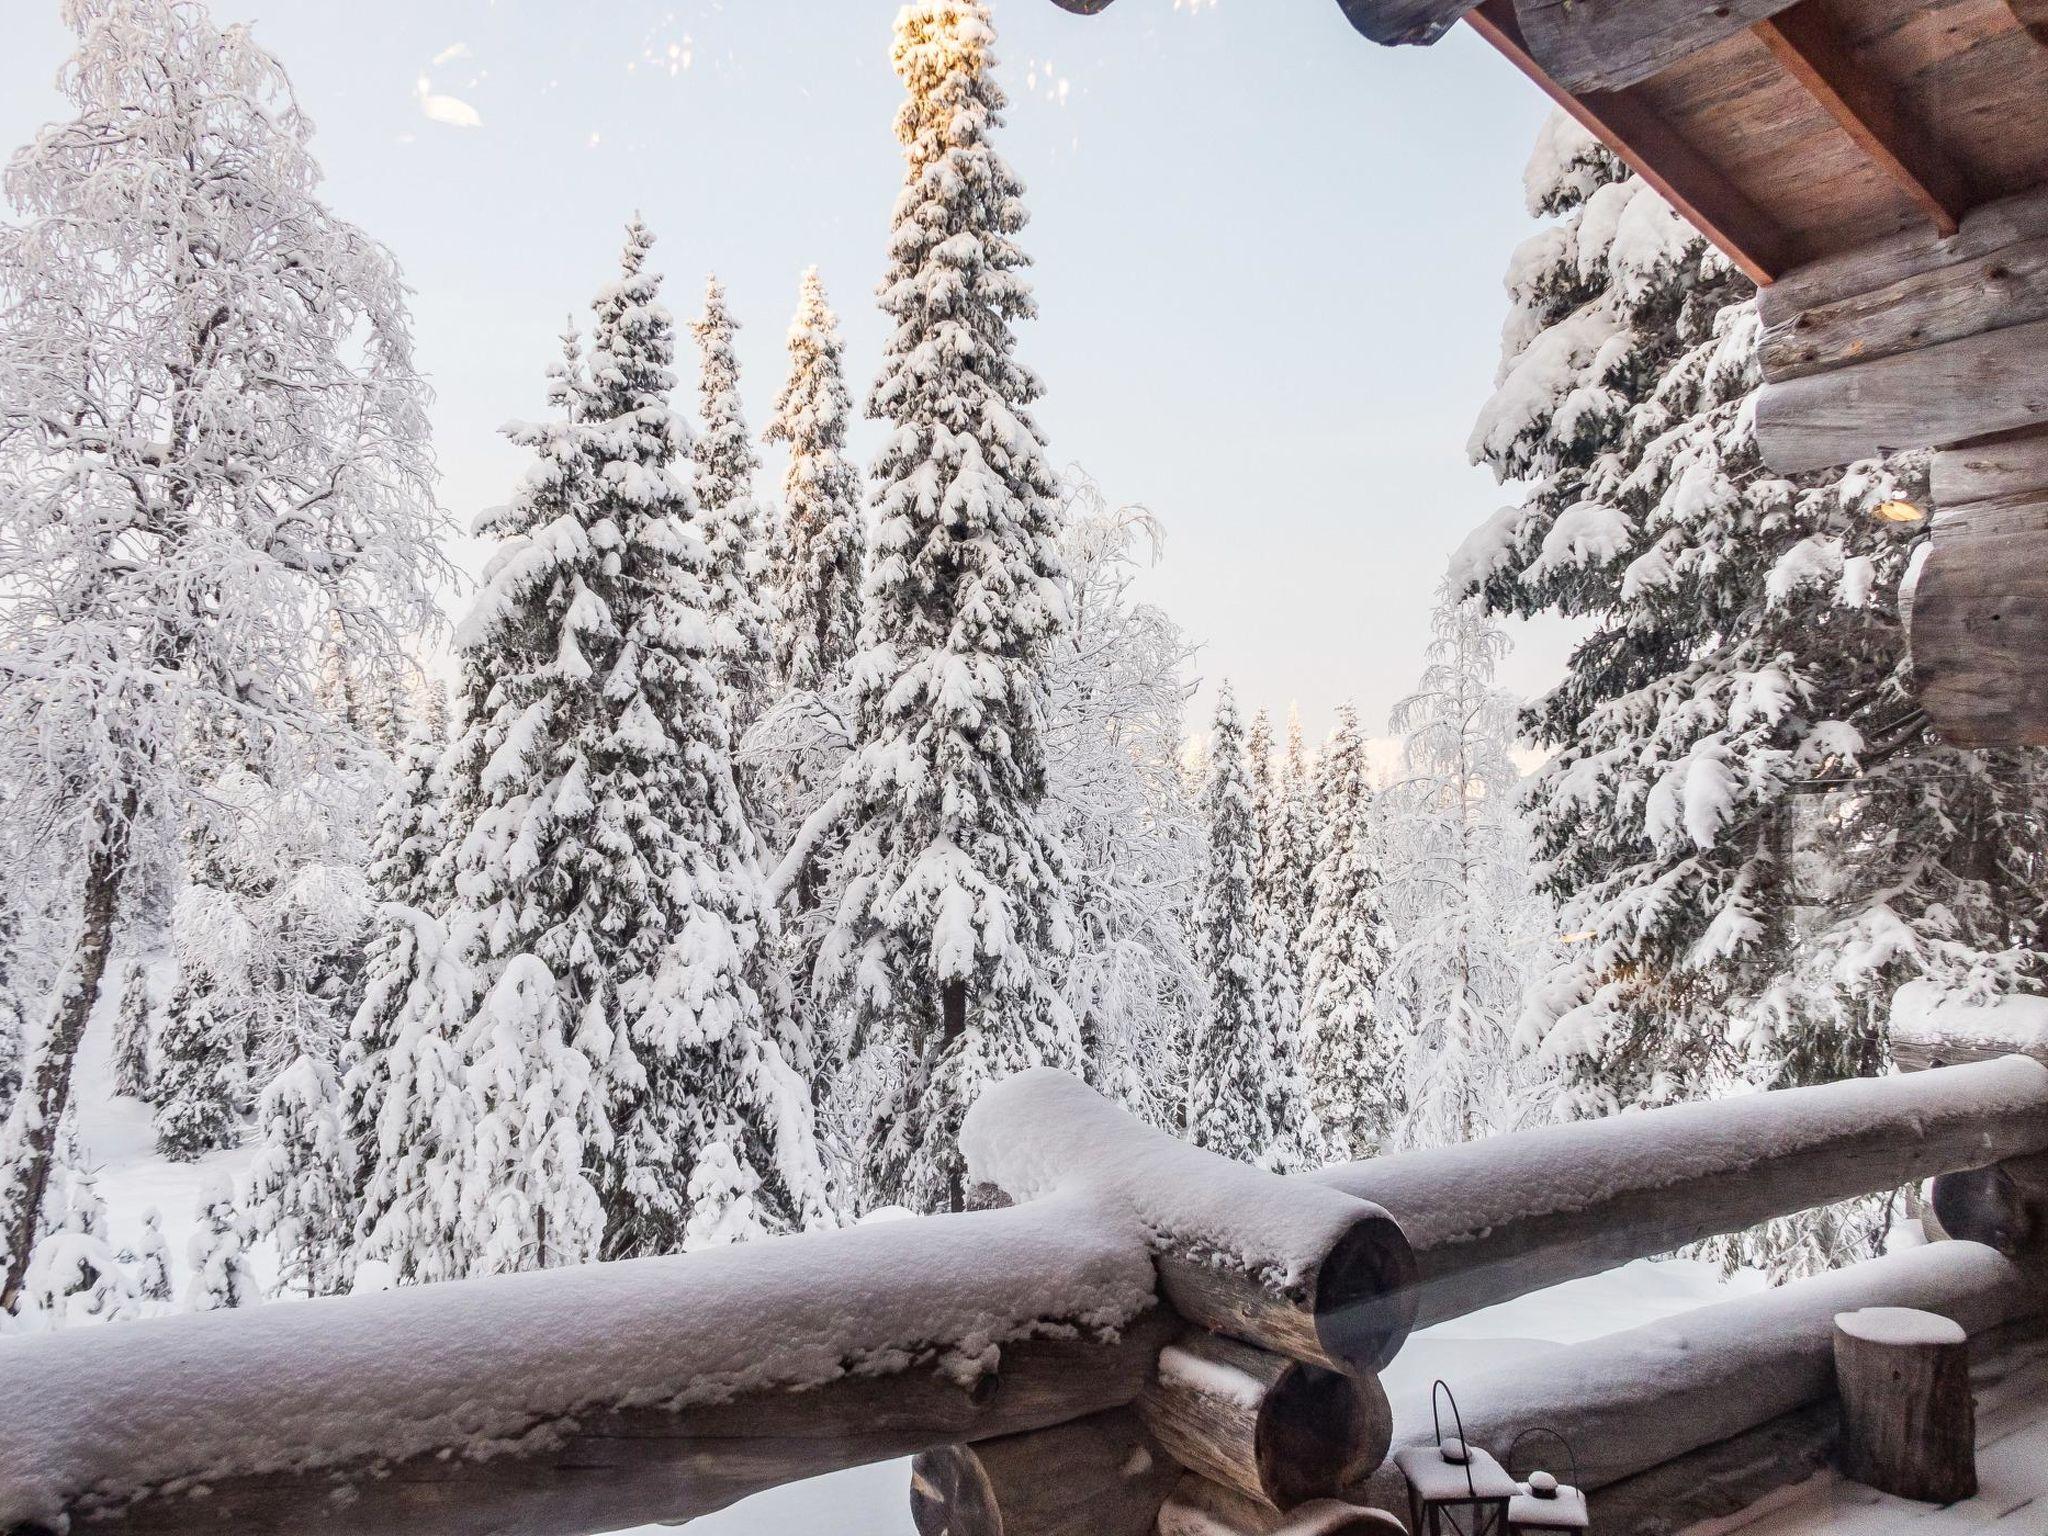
left=2, top=0, right=2045, bottom=1339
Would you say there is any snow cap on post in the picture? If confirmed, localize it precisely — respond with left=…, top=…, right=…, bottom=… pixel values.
left=961, top=1069, right=1417, bottom=1372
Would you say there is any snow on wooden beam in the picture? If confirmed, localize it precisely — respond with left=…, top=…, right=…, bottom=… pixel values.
left=1906, top=425, right=2048, bottom=747
left=1754, top=186, right=2048, bottom=473
left=0, top=1196, right=1170, bottom=1536
left=1891, top=978, right=2048, bottom=1074
left=962, top=1070, right=1419, bottom=1373
left=1315, top=1056, right=2048, bottom=1328
left=1356, top=1240, right=2043, bottom=1511
left=1513, top=0, right=1801, bottom=94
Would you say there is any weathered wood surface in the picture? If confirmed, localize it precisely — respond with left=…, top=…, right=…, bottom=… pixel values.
left=962, top=1071, right=1418, bottom=1373
left=1759, top=188, right=2048, bottom=382
left=1316, top=1057, right=2048, bottom=1327
left=1159, top=1475, right=1406, bottom=1536
left=43, top=1320, right=1177, bottom=1536
left=1754, top=314, right=2048, bottom=474
left=1752, top=2, right=1972, bottom=236
left=909, top=1407, right=1180, bottom=1536
left=1356, top=1241, right=2040, bottom=1515
left=1514, top=0, right=1800, bottom=93
left=1465, top=0, right=1793, bottom=284
left=1907, top=523, right=2048, bottom=747
left=1833, top=1309, right=1977, bottom=1502
left=1335, top=0, right=1479, bottom=46
left=1932, top=422, right=2048, bottom=521
left=1140, top=1334, right=1392, bottom=1509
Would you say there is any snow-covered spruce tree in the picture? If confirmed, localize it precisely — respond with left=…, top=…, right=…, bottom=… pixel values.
left=1300, top=705, right=1397, bottom=1160
left=1044, top=483, right=1203, bottom=1125
left=447, top=227, right=827, bottom=1260
left=690, top=276, right=779, bottom=742
left=1189, top=686, right=1276, bottom=1162
left=1247, top=709, right=1321, bottom=1170
left=0, top=0, right=442, bottom=1313
left=764, top=268, right=866, bottom=694
left=818, top=0, right=1079, bottom=1213
left=1458, top=114, right=2048, bottom=1276
left=1381, top=584, right=1547, bottom=1150
left=111, top=959, right=156, bottom=1100
left=151, top=885, right=251, bottom=1159
left=247, top=1050, right=353, bottom=1296
left=1274, top=709, right=1322, bottom=978
left=132, top=1206, right=173, bottom=1311
left=184, top=1173, right=258, bottom=1312
left=20, top=1142, right=133, bottom=1328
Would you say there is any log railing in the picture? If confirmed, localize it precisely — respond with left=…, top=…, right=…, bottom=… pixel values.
left=1, top=1056, right=2044, bottom=1536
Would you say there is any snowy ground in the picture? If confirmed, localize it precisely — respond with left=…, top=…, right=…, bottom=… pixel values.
left=70, top=1029, right=1763, bottom=1536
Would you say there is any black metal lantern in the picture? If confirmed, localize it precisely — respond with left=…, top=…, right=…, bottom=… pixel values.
left=1393, top=1383, right=1518, bottom=1536
left=1505, top=1428, right=1590, bottom=1536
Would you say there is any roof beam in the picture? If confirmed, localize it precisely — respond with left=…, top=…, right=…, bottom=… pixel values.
left=1751, top=1, right=1972, bottom=236
left=1045, top=0, right=1119, bottom=11
left=1464, top=0, right=1795, bottom=284
left=1514, top=0, right=1802, bottom=93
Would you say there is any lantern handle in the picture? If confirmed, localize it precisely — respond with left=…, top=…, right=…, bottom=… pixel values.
left=1505, top=1425, right=1581, bottom=1489
left=1430, top=1380, right=1480, bottom=1501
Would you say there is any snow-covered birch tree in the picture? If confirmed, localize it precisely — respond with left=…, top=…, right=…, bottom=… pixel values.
left=0, top=0, right=442, bottom=1312
left=817, top=0, right=1079, bottom=1213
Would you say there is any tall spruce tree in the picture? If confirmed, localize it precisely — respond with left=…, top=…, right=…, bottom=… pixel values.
left=764, top=268, right=866, bottom=694
left=1300, top=705, right=1396, bottom=1160
left=1191, top=687, right=1277, bottom=1162
left=690, top=276, right=778, bottom=740
left=1458, top=114, right=2048, bottom=1275
left=818, top=0, right=1079, bottom=1213
left=1247, top=709, right=1320, bottom=1170
left=445, top=225, right=827, bottom=1262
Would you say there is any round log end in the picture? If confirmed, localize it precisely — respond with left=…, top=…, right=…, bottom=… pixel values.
left=1258, top=1365, right=1395, bottom=1507
left=1931, top=1164, right=2037, bottom=1255
left=1312, top=1212, right=1419, bottom=1372
left=911, top=1445, right=996, bottom=1536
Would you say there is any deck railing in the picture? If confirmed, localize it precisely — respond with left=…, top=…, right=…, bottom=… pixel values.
left=2, top=1049, right=2044, bottom=1536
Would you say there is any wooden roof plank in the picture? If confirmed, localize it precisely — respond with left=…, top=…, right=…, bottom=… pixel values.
left=1514, top=0, right=1803, bottom=93
left=1465, top=0, right=1798, bottom=283
left=1751, top=1, right=1974, bottom=236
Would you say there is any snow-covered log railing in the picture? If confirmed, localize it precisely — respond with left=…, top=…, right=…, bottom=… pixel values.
left=1359, top=1240, right=2048, bottom=1529
left=964, top=1069, right=1419, bottom=1374
left=1315, top=1055, right=2048, bottom=1327
left=0, top=1195, right=1174, bottom=1536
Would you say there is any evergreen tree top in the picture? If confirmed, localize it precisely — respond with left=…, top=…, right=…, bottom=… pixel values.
left=690, top=275, right=760, bottom=514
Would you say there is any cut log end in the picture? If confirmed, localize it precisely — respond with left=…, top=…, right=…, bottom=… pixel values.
left=1832, top=1307, right=1977, bottom=1504
left=910, top=1408, right=1179, bottom=1536
left=1930, top=1156, right=2048, bottom=1255
left=1314, top=1212, right=1421, bottom=1372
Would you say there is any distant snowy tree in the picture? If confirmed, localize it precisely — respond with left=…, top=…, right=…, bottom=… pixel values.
left=0, top=903, right=27, bottom=1120
left=110, top=958, right=157, bottom=1100
left=247, top=1050, right=354, bottom=1296
left=464, top=956, right=607, bottom=1272
left=1190, top=685, right=1275, bottom=1162
left=764, top=267, right=866, bottom=695
left=0, top=0, right=442, bottom=1311
left=691, top=275, right=778, bottom=740
left=1247, top=709, right=1321, bottom=1170
left=1273, top=709, right=1321, bottom=977
left=132, top=1206, right=173, bottom=1310
left=1044, top=484, right=1203, bottom=1125
left=152, top=886, right=251, bottom=1160
left=1458, top=113, right=2048, bottom=1277
left=184, top=1174, right=258, bottom=1313
left=20, top=1141, right=132, bottom=1327
left=1382, top=585, right=1547, bottom=1150
left=818, top=0, right=1079, bottom=1212
left=445, top=227, right=828, bottom=1261
left=1301, top=705, right=1396, bottom=1160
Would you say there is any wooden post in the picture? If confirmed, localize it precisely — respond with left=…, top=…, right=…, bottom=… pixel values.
left=1139, top=1333, right=1393, bottom=1509
left=1831, top=1308, right=1976, bottom=1503
left=1157, top=1474, right=1408, bottom=1536
left=909, top=1407, right=1179, bottom=1536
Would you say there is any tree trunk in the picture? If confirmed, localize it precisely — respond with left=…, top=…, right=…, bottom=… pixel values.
left=1832, top=1307, right=1976, bottom=1503
left=0, top=789, right=133, bottom=1313
left=942, top=976, right=968, bottom=1214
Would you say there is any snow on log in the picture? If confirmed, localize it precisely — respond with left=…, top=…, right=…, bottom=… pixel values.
left=962, top=1069, right=1418, bottom=1373
left=0, top=1195, right=1167, bottom=1536
left=1315, top=1056, right=2048, bottom=1327
left=1891, top=980, right=2048, bottom=1072
left=1140, top=1333, right=1393, bottom=1509
left=1358, top=1240, right=2039, bottom=1509
left=909, top=1407, right=1181, bottom=1536
left=1158, top=1474, right=1408, bottom=1536
left=1833, top=1307, right=1976, bottom=1503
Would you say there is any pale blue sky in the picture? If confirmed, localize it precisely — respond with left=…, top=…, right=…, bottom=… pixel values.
left=0, top=0, right=1577, bottom=743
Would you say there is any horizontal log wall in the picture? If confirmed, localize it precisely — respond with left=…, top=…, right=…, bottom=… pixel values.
left=1315, top=1056, right=2048, bottom=1326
